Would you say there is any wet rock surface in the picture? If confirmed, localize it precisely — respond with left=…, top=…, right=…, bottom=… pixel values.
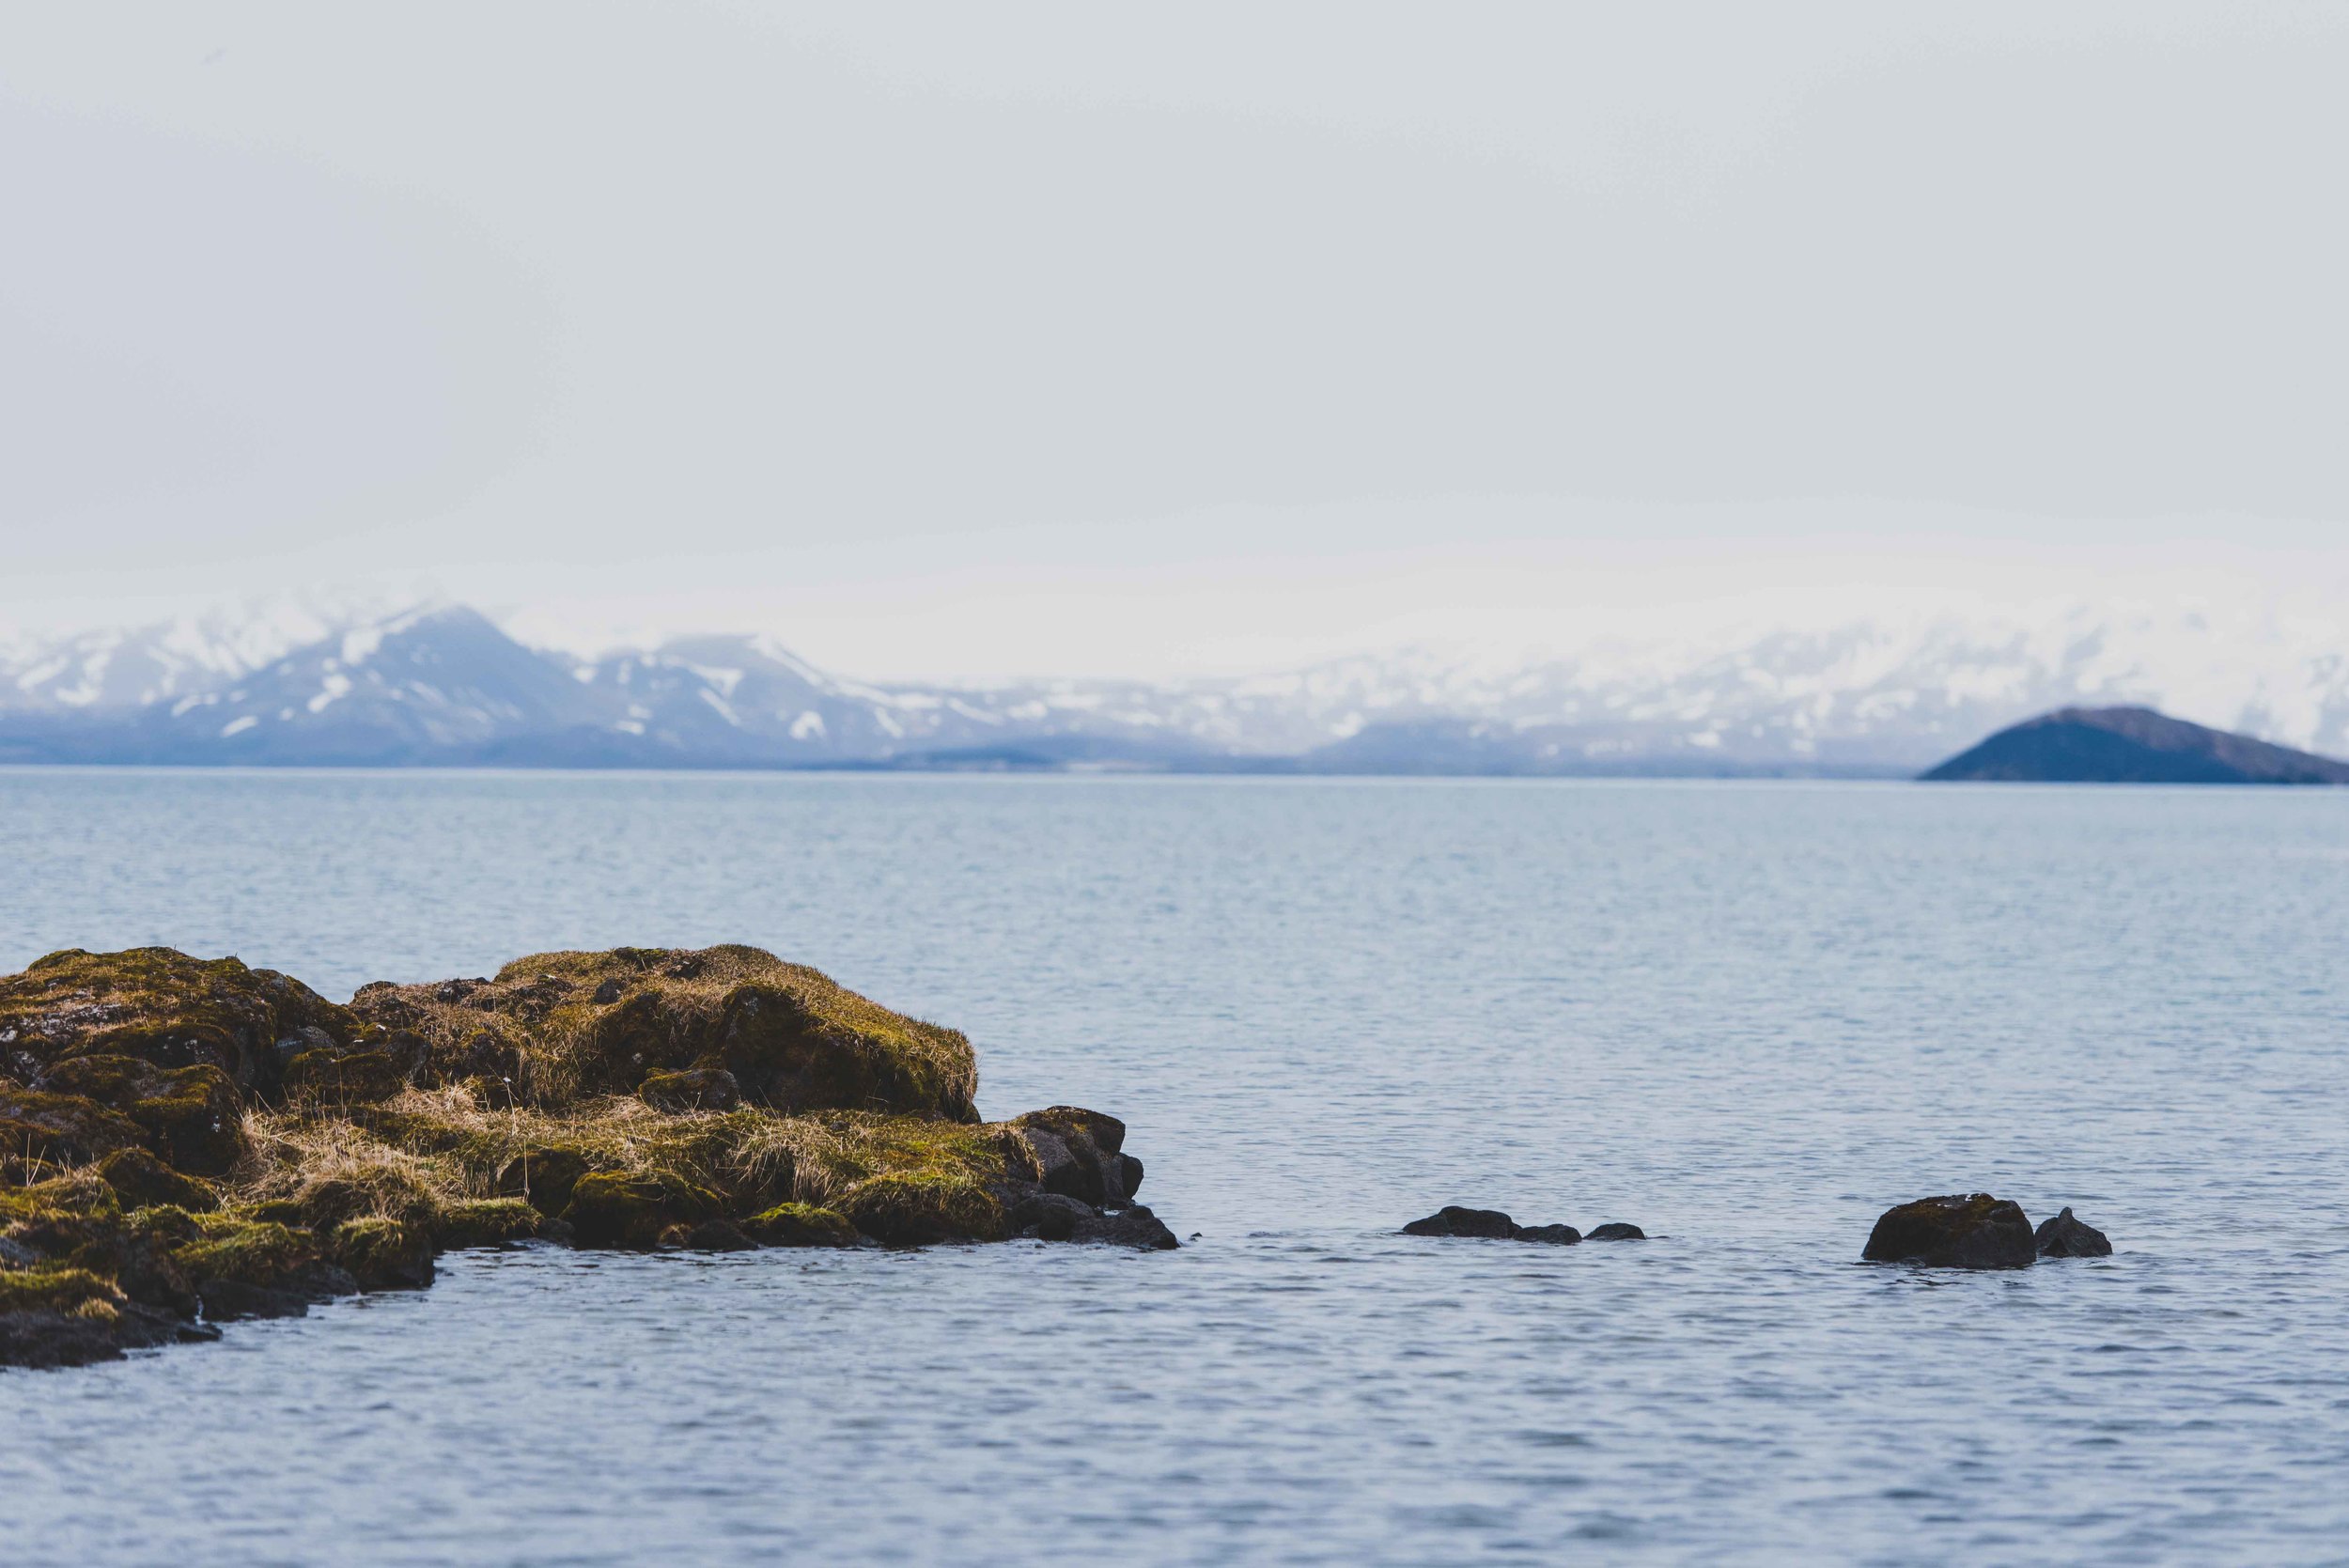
left=1862, top=1193, right=2037, bottom=1269
left=1, top=944, right=1177, bottom=1369
left=2034, top=1207, right=2113, bottom=1258
left=1403, top=1206, right=1595, bottom=1244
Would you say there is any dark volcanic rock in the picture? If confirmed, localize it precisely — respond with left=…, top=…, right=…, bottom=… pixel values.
left=683, top=1218, right=758, bottom=1252
left=1922, top=706, right=2349, bottom=785
left=2034, top=1206, right=2113, bottom=1258
left=0, top=1298, right=214, bottom=1368
left=1070, top=1205, right=1181, bottom=1250
left=1403, top=1205, right=1587, bottom=1243
left=1403, top=1205, right=1521, bottom=1238
left=196, top=1276, right=312, bottom=1321
left=1012, top=1107, right=1134, bottom=1206
left=1862, top=1193, right=2036, bottom=1268
left=1585, top=1222, right=1646, bottom=1241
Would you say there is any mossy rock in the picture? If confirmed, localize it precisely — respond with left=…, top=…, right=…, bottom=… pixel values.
left=283, top=1048, right=415, bottom=1105
left=434, top=1198, right=546, bottom=1250
left=1011, top=1106, right=1139, bottom=1206
left=839, top=1172, right=1006, bottom=1246
left=560, top=1171, right=723, bottom=1250
left=741, top=1202, right=859, bottom=1248
left=637, top=1067, right=740, bottom=1113
left=169, top=1212, right=320, bottom=1292
left=494, top=1144, right=593, bottom=1215
left=327, top=1217, right=436, bottom=1291
left=0, top=947, right=353, bottom=1096
left=96, top=1147, right=218, bottom=1213
left=0, top=1265, right=125, bottom=1317
left=1, top=1172, right=125, bottom=1264
left=0, top=1085, right=148, bottom=1168
left=350, top=946, right=977, bottom=1120
left=37, top=1054, right=246, bottom=1174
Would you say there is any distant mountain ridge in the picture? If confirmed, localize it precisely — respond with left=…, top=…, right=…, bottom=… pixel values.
left=1, top=599, right=2344, bottom=773
left=1921, top=706, right=2349, bottom=784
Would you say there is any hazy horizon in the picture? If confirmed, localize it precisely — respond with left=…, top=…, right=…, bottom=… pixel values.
left=6, top=5, right=2345, bottom=682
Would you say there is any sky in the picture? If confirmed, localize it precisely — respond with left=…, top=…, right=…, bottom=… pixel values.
left=1, top=3, right=2343, bottom=680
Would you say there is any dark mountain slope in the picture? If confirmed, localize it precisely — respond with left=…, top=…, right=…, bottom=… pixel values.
left=1921, top=706, right=2349, bottom=784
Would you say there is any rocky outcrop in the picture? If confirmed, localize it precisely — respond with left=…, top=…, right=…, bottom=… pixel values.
left=347, top=945, right=979, bottom=1121
left=2033, top=1207, right=2112, bottom=1258
left=1862, top=1193, right=2036, bottom=1268
left=1403, top=1206, right=1583, bottom=1244
left=1584, top=1222, right=1646, bottom=1241
left=1, top=944, right=1174, bottom=1369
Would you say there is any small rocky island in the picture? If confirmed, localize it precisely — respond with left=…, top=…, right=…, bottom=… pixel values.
left=1921, top=705, right=2349, bottom=784
left=1, top=945, right=1174, bottom=1369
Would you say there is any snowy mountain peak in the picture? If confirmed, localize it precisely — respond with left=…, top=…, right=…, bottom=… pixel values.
left=0, top=598, right=2341, bottom=771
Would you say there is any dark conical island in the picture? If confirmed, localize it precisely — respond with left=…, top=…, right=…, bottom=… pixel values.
left=1921, top=706, right=2349, bottom=784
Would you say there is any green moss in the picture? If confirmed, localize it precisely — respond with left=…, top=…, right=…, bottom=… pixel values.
left=560, top=1170, right=723, bottom=1250
left=434, top=1198, right=545, bottom=1250
left=490, top=1142, right=593, bottom=1215
left=0, top=946, right=352, bottom=1094
left=95, top=1148, right=218, bottom=1213
left=838, top=1172, right=1005, bottom=1245
left=37, top=1055, right=246, bottom=1174
left=0, top=1172, right=123, bottom=1228
left=0, top=1265, right=126, bottom=1318
left=283, top=1048, right=415, bottom=1105
left=349, top=945, right=979, bottom=1119
left=740, top=1203, right=858, bottom=1248
left=169, top=1212, right=318, bottom=1288
left=0, top=1086, right=148, bottom=1168
left=637, top=1067, right=740, bottom=1112
left=326, top=1217, right=435, bottom=1291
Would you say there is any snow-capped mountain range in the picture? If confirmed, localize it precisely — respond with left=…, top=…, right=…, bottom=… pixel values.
left=0, top=599, right=2342, bottom=773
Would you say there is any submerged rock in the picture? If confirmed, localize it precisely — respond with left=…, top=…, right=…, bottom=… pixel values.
left=1585, top=1223, right=1646, bottom=1241
left=1, top=943, right=1176, bottom=1369
left=1402, top=1206, right=1583, bottom=1243
left=2034, top=1207, right=2113, bottom=1258
left=1862, top=1193, right=2036, bottom=1269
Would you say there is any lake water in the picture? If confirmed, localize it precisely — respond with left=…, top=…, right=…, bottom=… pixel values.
left=3, top=768, right=2347, bottom=1565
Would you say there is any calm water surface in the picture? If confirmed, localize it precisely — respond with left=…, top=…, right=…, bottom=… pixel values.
left=3, top=769, right=2346, bottom=1565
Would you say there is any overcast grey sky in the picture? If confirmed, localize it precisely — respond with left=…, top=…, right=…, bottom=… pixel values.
left=2, top=4, right=2342, bottom=677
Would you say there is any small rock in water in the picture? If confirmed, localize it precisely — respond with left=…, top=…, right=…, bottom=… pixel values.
left=1402, top=1206, right=1590, bottom=1243
left=1403, top=1205, right=1521, bottom=1239
left=1071, top=1206, right=1181, bottom=1250
left=1584, top=1222, right=1646, bottom=1241
left=2033, top=1206, right=2112, bottom=1258
left=1861, top=1193, right=2035, bottom=1269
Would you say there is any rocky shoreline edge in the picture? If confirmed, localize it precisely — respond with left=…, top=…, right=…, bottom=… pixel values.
left=2, top=944, right=1174, bottom=1370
